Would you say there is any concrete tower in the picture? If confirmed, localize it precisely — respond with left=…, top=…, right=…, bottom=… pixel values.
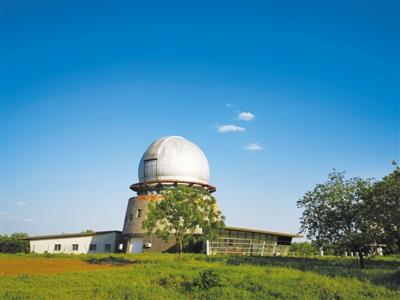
left=122, top=136, right=215, bottom=253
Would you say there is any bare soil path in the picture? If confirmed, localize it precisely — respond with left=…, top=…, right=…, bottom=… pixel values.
left=1, top=257, right=129, bottom=275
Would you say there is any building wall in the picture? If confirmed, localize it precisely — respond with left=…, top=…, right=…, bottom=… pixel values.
left=30, top=232, right=119, bottom=254
left=123, top=196, right=162, bottom=235
left=126, top=233, right=203, bottom=254
left=122, top=193, right=297, bottom=256
left=125, top=234, right=177, bottom=253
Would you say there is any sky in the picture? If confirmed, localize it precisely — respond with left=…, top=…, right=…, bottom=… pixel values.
left=1, top=1, right=399, bottom=236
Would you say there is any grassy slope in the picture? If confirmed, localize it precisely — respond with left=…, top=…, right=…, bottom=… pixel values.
left=1, top=253, right=399, bottom=299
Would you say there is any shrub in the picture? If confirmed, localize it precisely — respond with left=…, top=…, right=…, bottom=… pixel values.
left=194, top=270, right=222, bottom=291
left=0, top=233, right=29, bottom=253
left=289, top=242, right=319, bottom=256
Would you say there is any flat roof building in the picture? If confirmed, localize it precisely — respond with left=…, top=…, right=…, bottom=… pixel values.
left=27, top=231, right=122, bottom=254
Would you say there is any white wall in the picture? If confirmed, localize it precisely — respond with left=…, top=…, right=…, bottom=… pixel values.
left=30, top=232, right=119, bottom=254
left=128, top=238, right=144, bottom=253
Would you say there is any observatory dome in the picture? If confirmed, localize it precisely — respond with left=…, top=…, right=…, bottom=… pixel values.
left=138, top=136, right=210, bottom=185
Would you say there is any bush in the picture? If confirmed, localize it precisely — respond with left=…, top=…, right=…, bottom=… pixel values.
left=289, top=242, right=319, bottom=256
left=0, top=233, right=29, bottom=253
left=194, top=270, right=222, bottom=290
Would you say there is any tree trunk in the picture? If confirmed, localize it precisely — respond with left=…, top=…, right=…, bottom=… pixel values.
left=358, top=250, right=365, bottom=269
left=179, top=239, right=183, bottom=261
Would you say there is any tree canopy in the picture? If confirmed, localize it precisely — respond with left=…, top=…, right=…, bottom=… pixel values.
left=297, top=171, right=380, bottom=268
left=142, top=185, right=225, bottom=260
left=365, top=167, right=400, bottom=253
left=0, top=232, right=29, bottom=253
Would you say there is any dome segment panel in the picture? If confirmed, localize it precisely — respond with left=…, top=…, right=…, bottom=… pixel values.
left=138, top=136, right=210, bottom=185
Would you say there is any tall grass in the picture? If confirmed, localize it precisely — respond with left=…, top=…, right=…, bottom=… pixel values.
left=1, top=253, right=399, bottom=299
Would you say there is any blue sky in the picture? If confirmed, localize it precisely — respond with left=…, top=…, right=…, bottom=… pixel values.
left=2, top=2, right=399, bottom=236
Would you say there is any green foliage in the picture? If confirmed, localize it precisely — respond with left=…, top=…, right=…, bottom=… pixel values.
left=143, top=185, right=225, bottom=259
left=297, top=171, right=380, bottom=268
left=1, top=253, right=400, bottom=299
left=193, top=270, right=222, bottom=290
left=364, top=168, right=400, bottom=253
left=85, top=256, right=133, bottom=265
left=0, top=232, right=29, bottom=253
left=289, top=242, right=319, bottom=256
left=298, top=167, right=400, bottom=268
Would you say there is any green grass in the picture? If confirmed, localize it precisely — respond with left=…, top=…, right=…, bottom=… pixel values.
left=1, top=253, right=399, bottom=299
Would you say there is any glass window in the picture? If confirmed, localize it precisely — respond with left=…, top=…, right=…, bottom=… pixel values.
left=54, top=244, right=61, bottom=251
left=237, top=232, right=246, bottom=239
left=89, top=244, right=97, bottom=251
left=105, top=244, right=112, bottom=252
left=72, top=244, right=79, bottom=251
left=144, top=159, right=157, bottom=179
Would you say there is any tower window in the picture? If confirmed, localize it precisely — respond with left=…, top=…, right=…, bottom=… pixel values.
left=137, top=209, right=142, bottom=218
left=129, top=214, right=133, bottom=221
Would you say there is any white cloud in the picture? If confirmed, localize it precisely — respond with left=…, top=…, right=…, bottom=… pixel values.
left=244, top=143, right=263, bottom=151
left=14, top=201, right=27, bottom=207
left=238, top=112, right=255, bottom=121
left=225, top=103, right=233, bottom=108
left=22, top=218, right=35, bottom=223
left=217, top=125, right=245, bottom=133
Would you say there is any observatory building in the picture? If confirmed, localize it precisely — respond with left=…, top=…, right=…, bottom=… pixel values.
left=122, top=136, right=216, bottom=253
left=27, top=136, right=300, bottom=255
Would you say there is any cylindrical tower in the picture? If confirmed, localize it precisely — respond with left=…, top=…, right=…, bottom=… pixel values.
left=122, top=136, right=215, bottom=253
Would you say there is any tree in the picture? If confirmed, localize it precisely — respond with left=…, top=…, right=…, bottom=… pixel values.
left=0, top=232, right=29, bottom=253
left=289, top=242, right=319, bottom=256
left=297, top=171, right=379, bottom=268
left=365, top=166, right=400, bottom=253
left=142, top=185, right=225, bottom=260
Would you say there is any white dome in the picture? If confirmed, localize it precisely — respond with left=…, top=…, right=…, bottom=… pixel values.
left=138, top=136, right=210, bottom=185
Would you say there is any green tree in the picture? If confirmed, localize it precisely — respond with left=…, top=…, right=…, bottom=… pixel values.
left=143, top=185, right=225, bottom=260
left=0, top=232, right=29, bottom=253
left=297, top=171, right=379, bottom=268
left=365, top=166, right=400, bottom=253
left=289, top=242, right=319, bottom=256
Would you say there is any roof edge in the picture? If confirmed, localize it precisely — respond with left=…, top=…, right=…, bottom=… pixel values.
left=223, top=226, right=302, bottom=238
left=23, top=230, right=122, bottom=240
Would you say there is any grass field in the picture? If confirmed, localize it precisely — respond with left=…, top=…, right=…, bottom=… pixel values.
left=1, top=253, right=399, bottom=299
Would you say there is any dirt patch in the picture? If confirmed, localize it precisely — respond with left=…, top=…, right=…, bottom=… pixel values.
left=0, top=257, right=130, bottom=275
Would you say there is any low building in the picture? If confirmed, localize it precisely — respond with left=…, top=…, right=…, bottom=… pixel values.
left=27, top=231, right=122, bottom=254
left=207, top=227, right=299, bottom=256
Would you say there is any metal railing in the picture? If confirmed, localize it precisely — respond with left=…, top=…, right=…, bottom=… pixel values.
left=207, top=238, right=290, bottom=256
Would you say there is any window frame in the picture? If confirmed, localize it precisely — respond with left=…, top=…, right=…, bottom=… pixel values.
left=104, top=243, right=112, bottom=252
